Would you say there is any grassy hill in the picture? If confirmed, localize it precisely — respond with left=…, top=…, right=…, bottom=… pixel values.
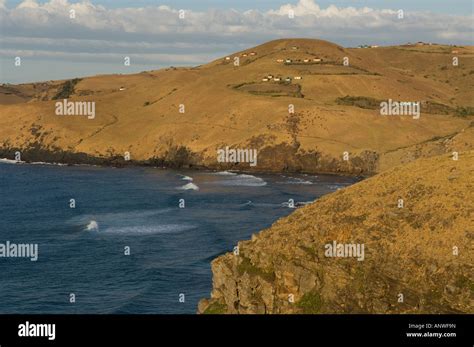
left=198, top=151, right=474, bottom=314
left=1, top=38, right=473, bottom=174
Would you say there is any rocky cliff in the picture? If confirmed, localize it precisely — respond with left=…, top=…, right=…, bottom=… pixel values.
left=198, top=151, right=474, bottom=314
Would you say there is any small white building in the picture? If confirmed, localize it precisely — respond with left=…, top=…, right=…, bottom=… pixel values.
left=262, top=78, right=269, bottom=82
left=250, top=52, right=256, bottom=56
left=267, top=75, right=273, bottom=79
left=119, top=87, right=126, bottom=91
left=303, top=59, right=310, bottom=63
left=294, top=76, right=302, bottom=80
left=242, top=53, right=248, bottom=57
left=285, top=77, right=292, bottom=82
left=274, top=78, right=281, bottom=82
left=313, top=58, right=321, bottom=62
left=285, top=59, right=292, bottom=63
left=276, top=59, right=284, bottom=63
left=225, top=56, right=231, bottom=60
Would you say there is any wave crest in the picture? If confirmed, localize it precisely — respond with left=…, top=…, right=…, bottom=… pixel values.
left=178, top=182, right=199, bottom=191
left=86, top=220, right=99, bottom=231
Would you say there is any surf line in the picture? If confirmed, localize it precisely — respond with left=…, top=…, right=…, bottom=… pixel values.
left=0, top=241, right=38, bottom=261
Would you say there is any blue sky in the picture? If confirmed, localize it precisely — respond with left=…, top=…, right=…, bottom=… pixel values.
left=1, top=0, right=473, bottom=83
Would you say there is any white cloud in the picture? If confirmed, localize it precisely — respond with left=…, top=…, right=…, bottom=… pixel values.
left=16, top=0, right=40, bottom=9
left=0, top=0, right=472, bottom=82
left=270, top=0, right=379, bottom=17
left=2, top=0, right=471, bottom=39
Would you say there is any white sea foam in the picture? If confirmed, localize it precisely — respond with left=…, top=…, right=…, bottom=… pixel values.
left=68, top=209, right=173, bottom=228
left=102, top=224, right=196, bottom=234
left=278, top=175, right=314, bottom=185
left=218, top=174, right=267, bottom=187
left=0, top=158, right=24, bottom=164
left=86, top=220, right=99, bottom=231
left=297, top=201, right=313, bottom=206
left=327, top=184, right=348, bottom=191
left=178, top=174, right=193, bottom=181
left=281, top=201, right=297, bottom=208
left=213, top=171, right=237, bottom=176
left=240, top=200, right=253, bottom=206
left=287, top=177, right=313, bottom=185
left=0, top=158, right=68, bottom=166
left=178, top=182, right=199, bottom=191
left=30, top=161, right=67, bottom=166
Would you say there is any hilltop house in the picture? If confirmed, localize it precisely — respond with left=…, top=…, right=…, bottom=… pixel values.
left=294, top=76, right=302, bottom=80
left=250, top=52, right=256, bottom=56
left=313, top=58, right=322, bottom=62
left=285, top=59, right=292, bottom=63
left=276, top=59, right=284, bottom=63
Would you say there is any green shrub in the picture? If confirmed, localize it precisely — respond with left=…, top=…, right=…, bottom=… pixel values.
left=296, top=291, right=323, bottom=314
left=52, top=78, right=81, bottom=100
left=335, top=96, right=381, bottom=109
left=237, top=257, right=275, bottom=282
left=203, top=302, right=227, bottom=314
left=297, top=291, right=324, bottom=313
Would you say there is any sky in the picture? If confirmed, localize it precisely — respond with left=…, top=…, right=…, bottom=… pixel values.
left=1, top=0, right=473, bottom=83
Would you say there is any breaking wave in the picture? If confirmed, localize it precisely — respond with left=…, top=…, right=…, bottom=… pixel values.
left=0, top=158, right=23, bottom=164
left=213, top=171, right=237, bottom=176
left=100, top=224, right=196, bottom=235
left=278, top=175, right=315, bottom=185
left=178, top=182, right=199, bottom=191
left=216, top=174, right=267, bottom=187
left=178, top=174, right=193, bottom=181
left=86, top=220, right=99, bottom=231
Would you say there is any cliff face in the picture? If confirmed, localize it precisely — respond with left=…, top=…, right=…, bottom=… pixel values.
left=198, top=152, right=474, bottom=314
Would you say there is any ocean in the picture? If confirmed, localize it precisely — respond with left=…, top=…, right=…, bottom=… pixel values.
left=0, top=161, right=358, bottom=314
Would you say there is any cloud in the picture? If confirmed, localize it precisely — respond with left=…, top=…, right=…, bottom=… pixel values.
left=2, top=0, right=472, bottom=40
left=271, top=0, right=378, bottom=17
left=0, top=0, right=472, bottom=81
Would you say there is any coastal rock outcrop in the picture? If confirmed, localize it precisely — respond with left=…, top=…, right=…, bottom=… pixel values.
left=199, top=152, right=474, bottom=313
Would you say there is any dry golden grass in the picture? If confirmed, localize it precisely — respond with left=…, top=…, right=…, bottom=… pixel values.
left=200, top=151, right=474, bottom=314
left=0, top=39, right=473, bottom=174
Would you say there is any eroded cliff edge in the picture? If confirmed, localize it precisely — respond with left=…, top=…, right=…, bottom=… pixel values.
left=198, top=151, right=474, bottom=314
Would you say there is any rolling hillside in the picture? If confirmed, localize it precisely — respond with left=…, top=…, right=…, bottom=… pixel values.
left=1, top=39, right=473, bottom=174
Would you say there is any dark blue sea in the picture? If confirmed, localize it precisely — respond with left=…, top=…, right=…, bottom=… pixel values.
left=0, top=161, right=358, bottom=313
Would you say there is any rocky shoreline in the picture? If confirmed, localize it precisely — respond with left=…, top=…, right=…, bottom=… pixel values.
left=198, top=151, right=474, bottom=314
left=0, top=143, right=377, bottom=177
